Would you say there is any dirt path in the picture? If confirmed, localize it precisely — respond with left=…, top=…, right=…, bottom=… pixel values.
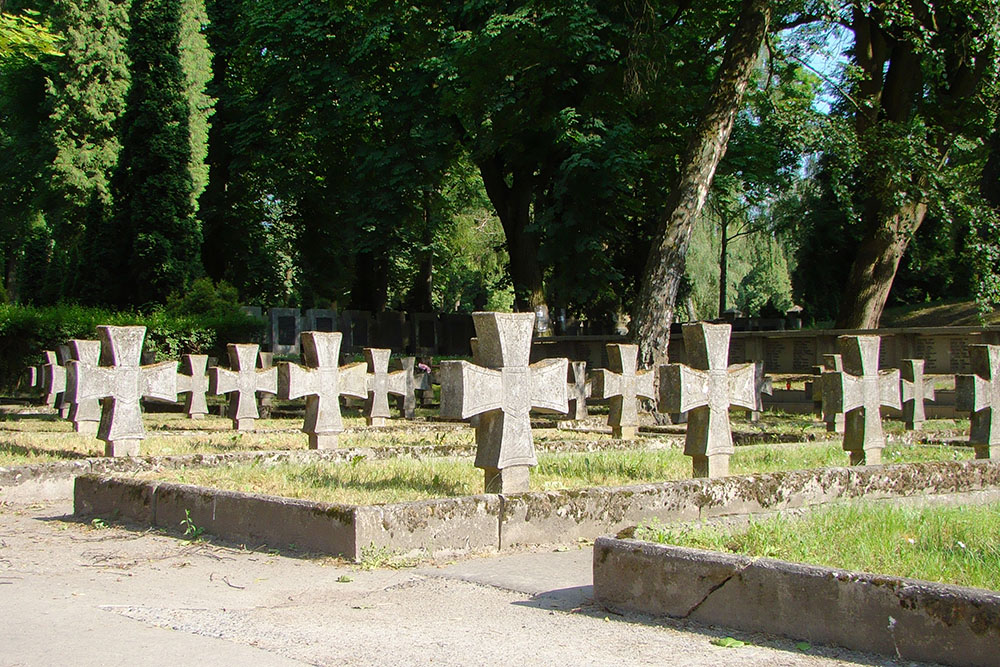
left=1, top=499, right=918, bottom=666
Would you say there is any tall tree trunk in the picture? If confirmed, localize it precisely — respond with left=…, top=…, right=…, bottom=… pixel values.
left=478, top=154, right=546, bottom=314
left=718, top=214, right=729, bottom=317
left=632, top=0, right=771, bottom=367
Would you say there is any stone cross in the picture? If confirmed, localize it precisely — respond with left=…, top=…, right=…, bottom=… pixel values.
left=900, top=358, right=935, bottom=431
left=257, top=351, right=276, bottom=419
left=822, top=335, right=900, bottom=465
left=210, top=344, right=277, bottom=431
left=68, top=326, right=177, bottom=457
left=566, top=361, right=591, bottom=421
left=64, top=339, right=102, bottom=435
left=363, top=348, right=407, bottom=426
left=820, top=353, right=845, bottom=433
left=658, top=323, right=756, bottom=478
left=956, top=344, right=1000, bottom=460
left=177, top=354, right=210, bottom=419
left=592, top=344, right=654, bottom=438
left=40, top=349, right=67, bottom=410
left=277, top=331, right=366, bottom=448
left=747, top=361, right=772, bottom=422
left=440, top=312, right=568, bottom=493
left=392, top=356, right=419, bottom=419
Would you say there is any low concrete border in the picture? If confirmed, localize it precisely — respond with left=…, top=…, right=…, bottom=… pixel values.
left=593, top=536, right=1000, bottom=667
left=74, top=459, right=1000, bottom=562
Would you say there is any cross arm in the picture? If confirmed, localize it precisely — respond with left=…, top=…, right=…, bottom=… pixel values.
left=877, top=369, right=901, bottom=410
left=255, top=367, right=278, bottom=396
left=209, top=366, right=238, bottom=396
left=822, top=371, right=863, bottom=414
left=277, top=362, right=315, bottom=400
left=658, top=364, right=710, bottom=414
left=339, top=362, right=368, bottom=399
left=591, top=369, right=622, bottom=401
left=141, top=362, right=178, bottom=402
left=727, top=362, right=757, bottom=411
left=439, top=360, right=502, bottom=420
left=530, top=358, right=568, bottom=414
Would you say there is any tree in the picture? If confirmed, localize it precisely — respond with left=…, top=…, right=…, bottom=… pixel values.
left=0, top=6, right=62, bottom=60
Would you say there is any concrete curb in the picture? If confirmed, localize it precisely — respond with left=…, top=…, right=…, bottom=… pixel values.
left=74, top=459, right=1000, bottom=561
left=593, top=536, right=1000, bottom=667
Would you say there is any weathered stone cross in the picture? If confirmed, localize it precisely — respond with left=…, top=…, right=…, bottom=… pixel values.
left=69, top=326, right=177, bottom=457
left=747, top=361, right=772, bottom=422
left=820, top=353, right=845, bottom=433
left=277, top=331, right=366, bottom=448
left=658, top=322, right=756, bottom=478
left=566, top=361, right=591, bottom=421
left=64, top=339, right=102, bottom=435
left=440, top=312, right=568, bottom=493
left=210, top=343, right=277, bottom=431
left=392, top=356, right=419, bottom=419
left=177, top=354, right=210, bottom=419
left=363, top=348, right=407, bottom=426
left=956, top=344, right=1000, bottom=460
left=40, top=348, right=67, bottom=411
left=822, top=335, right=900, bottom=465
left=593, top=344, right=654, bottom=438
left=900, top=358, right=935, bottom=431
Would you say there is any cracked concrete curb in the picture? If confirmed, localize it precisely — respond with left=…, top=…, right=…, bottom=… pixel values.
left=593, top=536, right=1000, bottom=667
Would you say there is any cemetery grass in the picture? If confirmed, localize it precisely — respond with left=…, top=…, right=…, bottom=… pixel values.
left=634, top=501, right=1000, bottom=592
left=137, top=441, right=973, bottom=506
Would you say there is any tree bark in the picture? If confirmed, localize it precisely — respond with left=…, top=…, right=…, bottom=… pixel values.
left=718, top=214, right=729, bottom=318
left=632, top=0, right=771, bottom=367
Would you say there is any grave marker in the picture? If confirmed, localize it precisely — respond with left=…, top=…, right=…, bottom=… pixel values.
left=363, top=348, right=407, bottom=426
left=592, top=344, right=654, bottom=438
left=69, top=326, right=177, bottom=457
left=40, top=349, right=67, bottom=410
left=64, top=339, right=102, bottom=435
left=257, top=351, right=275, bottom=418
left=820, top=353, right=845, bottom=432
left=176, top=354, right=210, bottom=419
left=304, top=308, right=338, bottom=333
left=956, top=344, right=1000, bottom=459
left=268, top=307, right=301, bottom=356
left=209, top=344, right=277, bottom=431
left=899, top=358, right=935, bottom=431
left=566, top=361, right=591, bottom=421
left=658, top=323, right=756, bottom=478
left=747, top=361, right=772, bottom=422
left=55, top=345, right=72, bottom=417
left=392, top=356, right=419, bottom=419
left=822, top=335, right=900, bottom=465
left=439, top=312, right=568, bottom=493
left=277, top=332, right=367, bottom=448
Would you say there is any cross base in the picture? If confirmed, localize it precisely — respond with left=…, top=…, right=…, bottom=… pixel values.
left=309, top=433, right=339, bottom=450
left=186, top=412, right=207, bottom=420
left=848, top=448, right=882, bottom=466
left=367, top=416, right=386, bottom=427
left=612, top=425, right=637, bottom=439
left=58, top=406, right=70, bottom=419
left=974, top=445, right=998, bottom=460
left=669, top=412, right=687, bottom=425
left=232, top=418, right=256, bottom=431
left=748, top=410, right=761, bottom=423
left=825, top=415, right=845, bottom=433
left=105, top=439, right=140, bottom=457
left=73, top=420, right=99, bottom=436
left=904, top=420, right=923, bottom=432
left=691, top=454, right=729, bottom=479
left=482, top=465, right=530, bottom=493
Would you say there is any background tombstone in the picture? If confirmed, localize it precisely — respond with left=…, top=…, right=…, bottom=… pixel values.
left=278, top=331, right=367, bottom=448
left=392, top=356, right=419, bottom=419
left=64, top=339, right=102, bottom=434
left=823, top=335, right=901, bottom=465
left=410, top=313, right=440, bottom=356
left=566, top=361, right=591, bottom=421
left=659, top=322, right=756, bottom=478
left=240, top=305, right=263, bottom=319
left=341, top=310, right=373, bottom=354
left=40, top=350, right=67, bottom=410
left=820, top=353, right=846, bottom=432
left=592, top=344, right=654, bottom=438
left=176, top=354, right=210, bottom=419
left=304, top=308, right=338, bottom=333
left=24, top=365, right=41, bottom=394
left=210, top=344, right=277, bottom=431
left=439, top=312, right=568, bottom=493
left=900, top=358, right=935, bottom=431
left=268, top=307, right=301, bottom=356
left=956, top=344, right=1000, bottom=459
left=363, top=348, right=407, bottom=426
left=375, top=311, right=407, bottom=351
left=439, top=313, right=475, bottom=356
left=70, top=326, right=177, bottom=457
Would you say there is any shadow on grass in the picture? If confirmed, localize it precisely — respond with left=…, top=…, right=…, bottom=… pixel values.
left=0, top=412, right=63, bottom=422
left=0, top=442, right=93, bottom=461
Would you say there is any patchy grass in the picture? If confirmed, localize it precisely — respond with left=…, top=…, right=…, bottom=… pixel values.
left=635, top=501, right=1000, bottom=592
left=137, top=441, right=972, bottom=506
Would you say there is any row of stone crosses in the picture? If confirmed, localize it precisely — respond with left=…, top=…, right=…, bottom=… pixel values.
left=25, top=312, right=999, bottom=494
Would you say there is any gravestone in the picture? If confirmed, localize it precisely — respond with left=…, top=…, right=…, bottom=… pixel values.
left=375, top=311, right=407, bottom=351
left=304, top=308, right=338, bottom=333
left=241, top=305, right=263, bottom=319
left=439, top=312, right=475, bottom=356
left=363, top=348, right=407, bottom=426
left=55, top=345, right=72, bottom=417
left=209, top=344, right=277, bottom=431
left=410, top=313, right=439, bottom=355
left=392, top=356, right=419, bottom=419
left=820, top=353, right=846, bottom=433
left=900, top=358, right=935, bottom=431
left=176, top=354, right=210, bottom=419
left=268, top=307, right=301, bottom=356
left=659, top=323, right=756, bottom=478
left=566, top=361, right=591, bottom=421
left=956, top=344, right=1000, bottom=459
left=592, top=344, right=654, bottom=438
left=415, top=361, right=435, bottom=406
left=68, top=326, right=177, bottom=457
left=40, top=349, right=67, bottom=410
left=24, top=365, right=41, bottom=393
left=822, top=335, right=901, bottom=465
left=439, top=312, right=568, bottom=493
left=257, top=351, right=275, bottom=418
left=747, top=361, right=773, bottom=422
left=277, top=332, right=367, bottom=448
left=64, top=339, right=102, bottom=434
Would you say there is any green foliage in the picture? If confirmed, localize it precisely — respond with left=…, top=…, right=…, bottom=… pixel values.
left=0, top=9, right=63, bottom=60
left=180, top=509, right=204, bottom=540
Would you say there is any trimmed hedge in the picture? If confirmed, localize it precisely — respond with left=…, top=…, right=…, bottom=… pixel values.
left=0, top=304, right=266, bottom=392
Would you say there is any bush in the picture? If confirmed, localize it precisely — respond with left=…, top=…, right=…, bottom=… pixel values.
left=0, top=302, right=265, bottom=392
